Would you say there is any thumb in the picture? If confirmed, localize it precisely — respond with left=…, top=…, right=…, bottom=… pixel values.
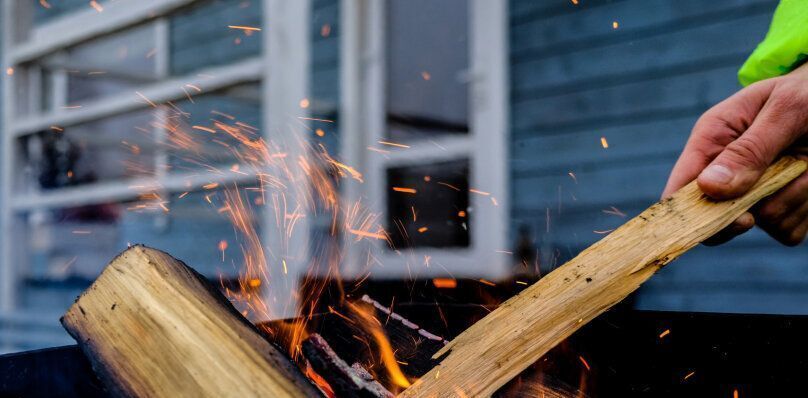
left=697, top=88, right=807, bottom=199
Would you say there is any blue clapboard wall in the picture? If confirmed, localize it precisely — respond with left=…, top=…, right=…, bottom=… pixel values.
left=509, top=0, right=808, bottom=314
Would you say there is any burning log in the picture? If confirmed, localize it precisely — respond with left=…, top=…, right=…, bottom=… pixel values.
left=302, top=334, right=393, bottom=398
left=401, top=157, right=807, bottom=397
left=60, top=245, right=321, bottom=398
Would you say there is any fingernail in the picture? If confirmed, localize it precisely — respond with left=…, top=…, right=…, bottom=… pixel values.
left=700, top=164, right=734, bottom=185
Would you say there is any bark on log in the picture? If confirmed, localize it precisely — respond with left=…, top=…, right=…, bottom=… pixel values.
left=61, top=245, right=321, bottom=398
left=401, top=157, right=807, bottom=397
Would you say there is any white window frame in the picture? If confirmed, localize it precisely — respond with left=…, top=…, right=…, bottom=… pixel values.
left=340, top=0, right=509, bottom=280
left=0, top=0, right=312, bottom=317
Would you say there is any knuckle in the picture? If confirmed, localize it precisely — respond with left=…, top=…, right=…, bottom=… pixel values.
left=757, top=203, right=787, bottom=221
left=723, top=136, right=770, bottom=169
left=784, top=230, right=806, bottom=247
left=771, top=83, right=808, bottom=108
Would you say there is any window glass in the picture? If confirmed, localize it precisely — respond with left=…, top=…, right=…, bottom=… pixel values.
left=167, top=83, right=262, bottom=173
left=170, top=0, right=262, bottom=76
left=61, top=23, right=159, bottom=104
left=33, top=0, right=110, bottom=25
left=23, top=187, right=264, bottom=283
left=385, top=0, right=469, bottom=142
left=386, top=159, right=470, bottom=249
left=16, top=110, right=158, bottom=192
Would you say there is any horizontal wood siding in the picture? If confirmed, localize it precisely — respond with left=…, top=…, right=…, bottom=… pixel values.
left=507, top=0, right=808, bottom=314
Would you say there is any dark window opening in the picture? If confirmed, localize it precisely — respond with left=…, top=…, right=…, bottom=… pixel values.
left=386, top=159, right=470, bottom=249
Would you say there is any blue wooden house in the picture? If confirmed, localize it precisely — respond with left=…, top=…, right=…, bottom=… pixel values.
left=0, top=0, right=804, bottom=353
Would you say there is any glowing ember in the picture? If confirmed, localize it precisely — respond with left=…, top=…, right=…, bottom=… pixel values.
left=320, top=24, right=331, bottom=38
left=578, top=355, right=591, bottom=371
left=432, top=278, right=457, bottom=288
left=89, top=0, right=103, bottom=12
left=378, top=140, right=410, bottom=149
left=218, top=240, right=228, bottom=261
left=392, top=187, right=417, bottom=194
left=228, top=25, right=262, bottom=32
left=478, top=279, right=496, bottom=287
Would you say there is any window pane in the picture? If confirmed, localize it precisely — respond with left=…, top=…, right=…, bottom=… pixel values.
left=61, top=23, right=158, bottom=104
left=22, top=187, right=263, bottom=283
left=33, top=0, right=111, bottom=25
left=16, top=110, right=157, bottom=192
left=170, top=0, right=262, bottom=76
left=385, top=0, right=469, bottom=142
left=386, top=159, right=470, bottom=249
left=167, top=83, right=262, bottom=173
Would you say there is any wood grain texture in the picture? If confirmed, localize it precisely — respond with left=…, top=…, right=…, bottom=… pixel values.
left=401, top=157, right=806, bottom=397
left=61, top=245, right=321, bottom=398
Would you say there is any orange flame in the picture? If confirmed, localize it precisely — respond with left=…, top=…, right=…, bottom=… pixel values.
left=346, top=301, right=412, bottom=391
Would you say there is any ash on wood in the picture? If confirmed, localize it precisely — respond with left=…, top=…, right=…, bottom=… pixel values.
left=302, top=334, right=393, bottom=398
left=61, top=245, right=321, bottom=398
left=401, top=157, right=807, bottom=397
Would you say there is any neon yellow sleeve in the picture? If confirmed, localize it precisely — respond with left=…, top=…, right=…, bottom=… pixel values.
left=738, top=0, right=808, bottom=86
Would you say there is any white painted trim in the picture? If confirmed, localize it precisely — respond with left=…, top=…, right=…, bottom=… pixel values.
left=11, top=57, right=262, bottom=136
left=9, top=167, right=258, bottom=211
left=262, top=0, right=312, bottom=319
left=339, top=0, right=367, bottom=277
left=9, top=0, right=197, bottom=64
left=469, top=0, right=510, bottom=279
left=153, top=18, right=171, bottom=78
left=345, top=0, right=510, bottom=279
left=0, top=0, right=18, bottom=311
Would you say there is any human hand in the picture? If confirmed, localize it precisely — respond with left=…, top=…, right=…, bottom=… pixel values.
left=663, top=62, right=808, bottom=246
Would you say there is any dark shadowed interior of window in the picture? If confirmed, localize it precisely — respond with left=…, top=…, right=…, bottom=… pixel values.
left=386, top=159, right=470, bottom=249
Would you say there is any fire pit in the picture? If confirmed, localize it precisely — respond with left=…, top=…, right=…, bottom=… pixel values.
left=3, top=276, right=807, bottom=397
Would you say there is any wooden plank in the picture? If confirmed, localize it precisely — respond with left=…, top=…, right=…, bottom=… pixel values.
left=400, top=157, right=806, bottom=397
left=511, top=66, right=739, bottom=132
left=511, top=116, right=693, bottom=175
left=61, top=245, right=320, bottom=398
left=635, top=287, right=808, bottom=314
left=510, top=0, right=775, bottom=54
left=511, top=14, right=770, bottom=97
left=512, top=161, right=671, bottom=212
left=509, top=0, right=642, bottom=25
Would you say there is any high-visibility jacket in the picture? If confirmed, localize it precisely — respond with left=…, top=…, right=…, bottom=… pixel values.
left=738, top=0, right=808, bottom=86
